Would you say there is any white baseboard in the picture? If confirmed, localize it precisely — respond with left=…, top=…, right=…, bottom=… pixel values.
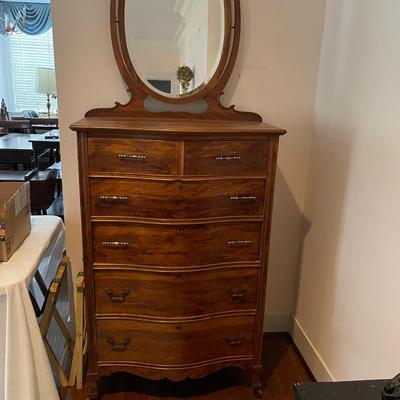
left=289, top=315, right=335, bottom=382
left=264, top=312, right=291, bottom=332
left=264, top=313, right=334, bottom=382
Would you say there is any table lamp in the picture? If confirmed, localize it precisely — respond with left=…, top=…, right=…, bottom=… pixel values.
left=36, top=67, right=57, bottom=117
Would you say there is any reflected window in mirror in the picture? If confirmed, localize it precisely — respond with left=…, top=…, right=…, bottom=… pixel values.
left=148, top=79, right=172, bottom=95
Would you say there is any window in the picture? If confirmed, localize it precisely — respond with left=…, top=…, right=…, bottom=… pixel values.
left=0, top=29, right=57, bottom=112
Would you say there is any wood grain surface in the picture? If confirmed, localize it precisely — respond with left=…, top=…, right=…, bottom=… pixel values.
left=96, top=316, right=255, bottom=367
left=94, top=267, right=258, bottom=318
left=90, top=178, right=266, bottom=219
left=88, top=137, right=179, bottom=175
left=92, top=221, right=262, bottom=267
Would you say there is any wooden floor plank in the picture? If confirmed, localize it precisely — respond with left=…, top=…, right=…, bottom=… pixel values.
left=63, top=333, right=313, bottom=400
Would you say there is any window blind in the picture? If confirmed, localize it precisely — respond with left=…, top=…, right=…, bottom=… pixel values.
left=8, top=29, right=57, bottom=112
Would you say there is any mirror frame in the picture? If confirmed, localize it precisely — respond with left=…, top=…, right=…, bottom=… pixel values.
left=111, top=0, right=238, bottom=104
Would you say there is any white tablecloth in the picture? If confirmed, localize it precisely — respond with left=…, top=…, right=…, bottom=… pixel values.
left=0, top=216, right=65, bottom=400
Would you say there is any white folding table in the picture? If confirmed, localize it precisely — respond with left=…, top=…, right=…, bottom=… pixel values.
left=0, top=216, right=65, bottom=400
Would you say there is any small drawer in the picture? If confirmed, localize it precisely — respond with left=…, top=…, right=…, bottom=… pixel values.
left=96, top=316, right=255, bottom=365
left=95, top=268, right=258, bottom=317
left=88, top=137, right=179, bottom=175
left=184, top=140, right=268, bottom=176
left=92, top=221, right=262, bottom=267
left=90, top=178, right=266, bottom=219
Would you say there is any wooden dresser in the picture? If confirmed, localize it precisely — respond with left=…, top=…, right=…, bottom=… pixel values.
left=72, top=117, right=285, bottom=397
left=71, top=1, right=286, bottom=397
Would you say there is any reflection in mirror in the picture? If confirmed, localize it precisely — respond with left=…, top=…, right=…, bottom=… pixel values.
left=125, top=0, right=225, bottom=98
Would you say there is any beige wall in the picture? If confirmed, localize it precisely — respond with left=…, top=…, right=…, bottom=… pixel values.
left=294, top=0, right=400, bottom=381
left=51, top=1, right=129, bottom=284
left=224, top=0, right=326, bottom=327
left=51, top=0, right=326, bottom=326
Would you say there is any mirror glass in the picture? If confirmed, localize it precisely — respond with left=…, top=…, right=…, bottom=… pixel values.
left=125, top=0, right=225, bottom=98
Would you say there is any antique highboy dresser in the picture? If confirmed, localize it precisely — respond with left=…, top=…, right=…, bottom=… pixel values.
left=71, top=1, right=286, bottom=398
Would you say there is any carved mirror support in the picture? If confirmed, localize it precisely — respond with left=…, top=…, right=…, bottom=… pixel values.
left=86, top=0, right=261, bottom=121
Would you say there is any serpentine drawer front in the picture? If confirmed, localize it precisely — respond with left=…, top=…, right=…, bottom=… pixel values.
left=94, top=268, right=259, bottom=318
left=92, top=221, right=262, bottom=267
left=96, top=316, right=255, bottom=365
left=90, top=178, right=266, bottom=219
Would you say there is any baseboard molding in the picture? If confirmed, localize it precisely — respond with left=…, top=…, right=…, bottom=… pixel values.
left=289, top=315, right=335, bottom=382
left=264, top=312, right=291, bottom=332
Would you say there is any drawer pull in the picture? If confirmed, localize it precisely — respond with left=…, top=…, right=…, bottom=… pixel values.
left=104, top=288, right=130, bottom=303
left=99, top=195, right=129, bottom=203
left=107, top=336, right=131, bottom=352
left=224, top=333, right=245, bottom=346
left=214, top=155, right=241, bottom=161
left=225, top=286, right=248, bottom=301
left=102, top=241, right=129, bottom=248
left=227, top=240, right=252, bottom=247
left=230, top=195, right=257, bottom=201
left=118, top=153, right=147, bottom=161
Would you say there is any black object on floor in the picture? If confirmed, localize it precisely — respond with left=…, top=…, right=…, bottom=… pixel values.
left=382, top=373, right=400, bottom=400
left=294, top=380, right=388, bottom=400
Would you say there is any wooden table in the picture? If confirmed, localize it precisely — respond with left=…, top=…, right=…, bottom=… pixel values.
left=12, top=117, right=58, bottom=133
left=0, top=120, right=31, bottom=134
left=0, top=132, right=60, bottom=168
left=29, top=130, right=60, bottom=166
left=0, top=133, right=34, bottom=167
left=0, top=170, right=36, bottom=182
left=0, top=169, right=52, bottom=182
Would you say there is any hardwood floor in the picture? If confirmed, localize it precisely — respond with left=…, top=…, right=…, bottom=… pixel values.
left=63, top=333, right=313, bottom=400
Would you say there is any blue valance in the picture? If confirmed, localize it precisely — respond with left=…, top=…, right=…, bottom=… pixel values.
left=0, top=2, right=52, bottom=35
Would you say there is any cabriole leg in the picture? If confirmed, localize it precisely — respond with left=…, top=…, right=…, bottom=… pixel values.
left=252, top=365, right=264, bottom=399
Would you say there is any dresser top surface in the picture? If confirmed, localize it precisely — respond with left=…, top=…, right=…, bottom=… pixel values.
left=70, top=117, right=286, bottom=137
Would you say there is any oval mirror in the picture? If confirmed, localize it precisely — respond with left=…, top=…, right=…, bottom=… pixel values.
left=123, top=0, right=228, bottom=100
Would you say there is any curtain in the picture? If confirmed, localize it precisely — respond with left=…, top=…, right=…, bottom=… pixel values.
left=0, top=2, right=51, bottom=35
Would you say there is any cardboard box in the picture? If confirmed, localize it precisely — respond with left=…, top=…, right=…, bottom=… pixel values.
left=0, top=182, right=31, bottom=262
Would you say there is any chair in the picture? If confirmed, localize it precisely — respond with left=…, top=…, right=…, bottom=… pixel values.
left=29, top=169, right=57, bottom=214
left=47, top=161, right=62, bottom=195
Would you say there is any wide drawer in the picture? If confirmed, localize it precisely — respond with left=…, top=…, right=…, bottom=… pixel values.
left=90, top=178, right=266, bottom=219
left=184, top=140, right=268, bottom=175
left=87, top=137, right=179, bottom=175
left=97, top=316, right=255, bottom=365
left=92, top=221, right=262, bottom=267
left=94, top=268, right=258, bottom=317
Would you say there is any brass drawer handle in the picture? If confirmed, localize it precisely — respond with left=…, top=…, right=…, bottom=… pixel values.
left=227, top=240, right=252, bottom=247
left=99, top=195, right=129, bottom=203
left=104, top=288, right=130, bottom=303
left=224, top=333, right=245, bottom=346
left=214, top=155, right=241, bottom=161
left=225, top=286, right=248, bottom=301
left=102, top=241, right=129, bottom=248
left=230, top=195, right=257, bottom=201
left=107, top=336, right=131, bottom=352
left=118, top=153, right=147, bottom=161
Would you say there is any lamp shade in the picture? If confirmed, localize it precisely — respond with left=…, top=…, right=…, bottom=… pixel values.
left=36, top=67, right=57, bottom=96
